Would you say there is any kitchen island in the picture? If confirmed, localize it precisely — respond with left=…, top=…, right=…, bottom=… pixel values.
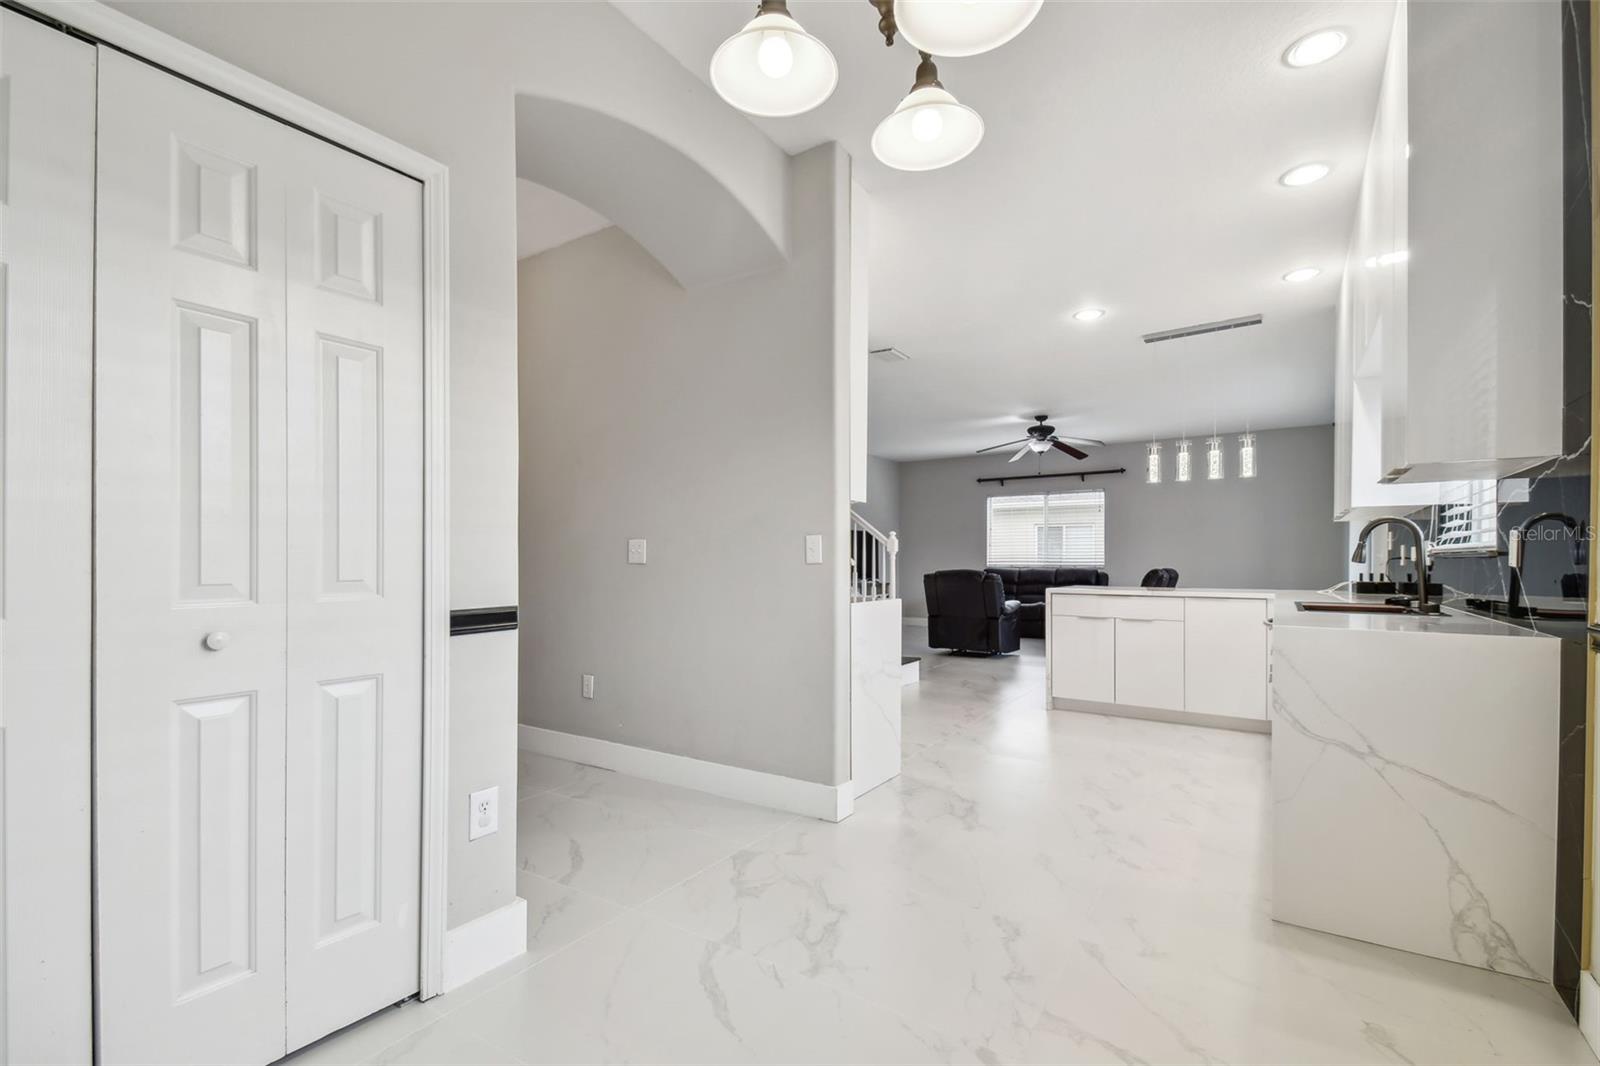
left=1270, top=602, right=1560, bottom=980
left=1046, top=584, right=1562, bottom=981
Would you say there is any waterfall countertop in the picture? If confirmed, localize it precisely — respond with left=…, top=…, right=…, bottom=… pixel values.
left=1049, top=585, right=1554, bottom=638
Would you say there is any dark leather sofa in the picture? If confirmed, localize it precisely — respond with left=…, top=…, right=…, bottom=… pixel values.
left=984, top=566, right=1110, bottom=638
left=923, top=570, right=1021, bottom=655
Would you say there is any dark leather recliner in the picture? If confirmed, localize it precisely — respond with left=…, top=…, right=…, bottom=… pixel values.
left=924, top=570, right=1021, bottom=655
left=985, top=566, right=1110, bottom=638
left=1140, top=568, right=1180, bottom=589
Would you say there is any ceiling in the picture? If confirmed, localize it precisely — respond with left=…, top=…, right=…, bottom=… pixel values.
left=614, top=0, right=1396, bottom=460
left=517, top=177, right=611, bottom=260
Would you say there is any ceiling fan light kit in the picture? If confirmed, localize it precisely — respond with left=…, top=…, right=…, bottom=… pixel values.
left=710, top=0, right=839, bottom=118
left=713, top=0, right=1032, bottom=170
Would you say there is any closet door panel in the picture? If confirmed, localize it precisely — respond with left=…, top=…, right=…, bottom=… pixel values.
left=93, top=49, right=290, bottom=1066
left=283, top=114, right=425, bottom=1052
left=0, top=13, right=96, bottom=1063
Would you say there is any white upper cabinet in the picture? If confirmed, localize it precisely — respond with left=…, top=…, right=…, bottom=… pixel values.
left=1336, top=0, right=1563, bottom=509
left=1384, top=0, right=1563, bottom=482
left=1333, top=3, right=1438, bottom=520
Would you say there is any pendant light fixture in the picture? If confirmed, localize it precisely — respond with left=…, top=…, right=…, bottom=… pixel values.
left=710, top=0, right=838, bottom=118
left=1174, top=439, right=1193, bottom=483
left=1238, top=432, right=1258, bottom=478
left=1146, top=441, right=1163, bottom=484
left=894, top=0, right=1043, bottom=57
left=1205, top=436, right=1225, bottom=480
left=872, top=52, right=984, bottom=171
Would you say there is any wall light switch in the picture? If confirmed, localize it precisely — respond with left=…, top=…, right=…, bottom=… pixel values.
left=468, top=786, right=499, bottom=841
left=582, top=673, right=595, bottom=700
left=627, top=538, right=647, bottom=565
left=805, top=534, right=823, bottom=565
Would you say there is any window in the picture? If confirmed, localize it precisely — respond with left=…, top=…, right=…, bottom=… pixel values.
left=987, top=491, right=1106, bottom=567
left=1432, top=479, right=1498, bottom=555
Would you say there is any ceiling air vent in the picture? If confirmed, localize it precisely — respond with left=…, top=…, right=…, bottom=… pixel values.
left=1142, top=313, right=1263, bottom=344
left=870, top=346, right=912, bottom=362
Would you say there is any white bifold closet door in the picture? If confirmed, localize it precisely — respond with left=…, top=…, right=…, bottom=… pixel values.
left=0, top=11, right=96, bottom=1064
left=93, top=48, right=424, bottom=1065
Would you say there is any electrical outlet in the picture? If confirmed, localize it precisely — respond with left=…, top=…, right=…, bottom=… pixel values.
left=627, top=538, right=647, bottom=565
left=468, top=786, right=499, bottom=841
left=582, top=673, right=595, bottom=700
left=805, top=534, right=823, bottom=565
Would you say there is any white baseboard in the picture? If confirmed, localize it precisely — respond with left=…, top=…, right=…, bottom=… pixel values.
left=903, top=616, right=928, bottom=627
left=442, top=897, right=527, bottom=992
left=1580, top=971, right=1600, bottom=1056
left=519, top=724, right=853, bottom=823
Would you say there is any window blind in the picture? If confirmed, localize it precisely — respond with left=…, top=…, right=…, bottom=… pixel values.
left=986, top=490, right=1106, bottom=567
left=1433, top=479, right=1498, bottom=553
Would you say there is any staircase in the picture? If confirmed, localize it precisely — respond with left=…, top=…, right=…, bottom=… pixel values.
left=849, top=511, right=899, bottom=602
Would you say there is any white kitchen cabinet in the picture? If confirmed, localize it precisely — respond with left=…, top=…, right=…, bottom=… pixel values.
left=1333, top=2, right=1442, bottom=522
left=1046, top=588, right=1273, bottom=733
left=1113, top=619, right=1185, bottom=711
left=1381, top=0, right=1562, bottom=482
left=1049, top=614, right=1116, bottom=703
left=1183, top=597, right=1268, bottom=720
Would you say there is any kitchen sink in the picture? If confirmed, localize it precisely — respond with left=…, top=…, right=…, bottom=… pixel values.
left=1295, top=599, right=1416, bottom=615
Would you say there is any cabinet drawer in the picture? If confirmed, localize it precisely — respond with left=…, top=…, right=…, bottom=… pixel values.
left=1113, top=618, right=1185, bottom=710
left=1052, top=595, right=1184, bottom=621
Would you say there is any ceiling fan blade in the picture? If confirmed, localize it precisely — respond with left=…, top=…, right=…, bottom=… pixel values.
left=1051, top=440, right=1089, bottom=461
left=1007, top=444, right=1033, bottom=463
left=975, top=437, right=1030, bottom=454
left=1055, top=435, right=1106, bottom=448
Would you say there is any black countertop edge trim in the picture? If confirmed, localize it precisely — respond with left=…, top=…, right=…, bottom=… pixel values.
left=450, top=607, right=518, bottom=635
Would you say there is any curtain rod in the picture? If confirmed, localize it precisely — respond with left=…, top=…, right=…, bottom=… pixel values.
left=976, top=467, right=1126, bottom=486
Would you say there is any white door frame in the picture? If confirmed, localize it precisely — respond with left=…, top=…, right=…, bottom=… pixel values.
left=24, top=0, right=454, bottom=1000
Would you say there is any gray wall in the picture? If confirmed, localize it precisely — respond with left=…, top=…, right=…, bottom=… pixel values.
left=898, top=424, right=1347, bottom=617
left=518, top=145, right=852, bottom=786
left=854, top=455, right=901, bottom=535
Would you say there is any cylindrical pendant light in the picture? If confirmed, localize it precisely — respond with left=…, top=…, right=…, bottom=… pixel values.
left=1205, top=436, right=1225, bottom=480
left=1175, top=439, right=1193, bottom=483
left=1238, top=433, right=1258, bottom=479
left=1145, top=442, right=1163, bottom=484
left=872, top=53, right=984, bottom=171
left=894, top=0, right=1042, bottom=57
left=710, top=0, right=838, bottom=118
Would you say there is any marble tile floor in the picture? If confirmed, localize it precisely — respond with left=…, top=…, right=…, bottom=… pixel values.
left=289, top=629, right=1595, bottom=1065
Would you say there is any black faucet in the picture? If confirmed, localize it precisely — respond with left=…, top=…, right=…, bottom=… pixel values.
left=1352, top=515, right=1440, bottom=614
left=1506, top=512, right=1580, bottom=618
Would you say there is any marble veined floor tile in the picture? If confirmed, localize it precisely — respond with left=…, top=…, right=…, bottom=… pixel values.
left=517, top=750, right=606, bottom=798
left=516, top=790, right=737, bottom=906
left=549, top=767, right=797, bottom=845
left=643, top=818, right=1084, bottom=1061
left=445, top=909, right=976, bottom=1065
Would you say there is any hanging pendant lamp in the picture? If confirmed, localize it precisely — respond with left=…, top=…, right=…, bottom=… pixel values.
left=893, top=0, right=1043, bottom=57
left=872, top=52, right=984, bottom=171
left=710, top=0, right=838, bottom=118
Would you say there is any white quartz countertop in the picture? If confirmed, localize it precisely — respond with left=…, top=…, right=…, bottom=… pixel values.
left=1046, top=586, right=1277, bottom=600
left=1047, top=584, right=1553, bottom=638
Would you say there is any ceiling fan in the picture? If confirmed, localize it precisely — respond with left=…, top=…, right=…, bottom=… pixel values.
left=976, top=415, right=1105, bottom=462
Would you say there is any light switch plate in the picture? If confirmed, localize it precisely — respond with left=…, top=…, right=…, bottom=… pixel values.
left=468, top=786, right=499, bottom=841
left=582, top=673, right=595, bottom=699
left=627, top=538, right=647, bottom=565
left=805, top=534, right=823, bottom=565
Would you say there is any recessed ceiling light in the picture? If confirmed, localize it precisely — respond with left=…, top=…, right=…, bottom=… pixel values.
left=1283, top=267, right=1321, bottom=283
left=1072, top=307, right=1106, bottom=322
left=1279, top=162, right=1331, bottom=187
left=1284, top=29, right=1348, bottom=68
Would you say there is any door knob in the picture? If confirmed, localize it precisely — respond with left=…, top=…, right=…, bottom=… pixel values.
left=203, top=631, right=231, bottom=652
